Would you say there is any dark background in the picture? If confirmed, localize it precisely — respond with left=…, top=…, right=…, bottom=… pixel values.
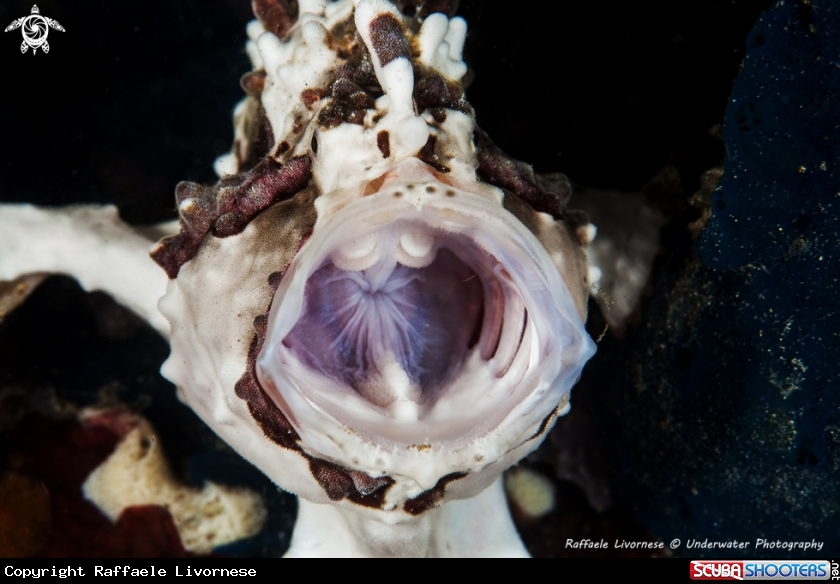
left=0, top=0, right=783, bottom=558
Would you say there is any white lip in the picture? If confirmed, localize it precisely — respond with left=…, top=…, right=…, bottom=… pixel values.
left=256, top=164, right=595, bottom=482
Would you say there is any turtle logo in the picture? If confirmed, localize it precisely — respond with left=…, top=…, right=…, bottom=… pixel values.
left=5, top=5, right=65, bottom=55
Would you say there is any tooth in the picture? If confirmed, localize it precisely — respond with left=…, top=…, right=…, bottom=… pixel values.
left=396, top=232, right=436, bottom=268
left=374, top=352, right=420, bottom=421
left=390, top=400, right=419, bottom=421
left=332, top=232, right=382, bottom=271
left=344, top=233, right=378, bottom=259
left=380, top=357, right=411, bottom=399
left=399, top=232, right=434, bottom=258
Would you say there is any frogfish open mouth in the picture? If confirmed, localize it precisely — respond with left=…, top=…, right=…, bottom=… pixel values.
left=259, top=155, right=595, bottom=479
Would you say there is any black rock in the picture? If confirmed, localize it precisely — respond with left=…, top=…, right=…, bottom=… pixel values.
left=610, top=0, right=840, bottom=558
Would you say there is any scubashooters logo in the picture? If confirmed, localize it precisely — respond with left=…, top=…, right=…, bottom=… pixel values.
left=691, top=560, right=833, bottom=581
left=4, top=5, right=65, bottom=54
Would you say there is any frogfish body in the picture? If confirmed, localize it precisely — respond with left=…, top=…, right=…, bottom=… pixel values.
left=151, top=0, right=596, bottom=545
left=0, top=0, right=597, bottom=557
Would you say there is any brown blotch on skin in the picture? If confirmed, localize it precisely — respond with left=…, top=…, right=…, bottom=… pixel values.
left=213, top=158, right=311, bottom=239
left=253, top=109, right=276, bottom=164
left=308, top=459, right=356, bottom=500
left=240, top=71, right=266, bottom=97
left=308, top=458, right=394, bottom=507
left=318, top=78, right=377, bottom=129
left=345, top=480, right=394, bottom=509
left=334, top=42, right=382, bottom=94
left=253, top=0, right=299, bottom=39
left=301, top=87, right=330, bottom=108
left=267, top=271, right=285, bottom=292
left=368, top=14, right=410, bottom=67
left=275, top=141, right=290, bottom=156
left=235, top=314, right=300, bottom=449
left=376, top=130, right=391, bottom=158
left=332, top=78, right=377, bottom=107
left=237, top=106, right=275, bottom=172
left=563, top=209, right=592, bottom=234
left=327, top=16, right=358, bottom=55
left=445, top=189, right=456, bottom=197
left=428, top=108, right=447, bottom=124
left=413, top=75, right=471, bottom=117
left=476, top=128, right=571, bottom=220
left=404, top=472, right=466, bottom=515
left=151, top=156, right=312, bottom=279
left=347, top=470, right=394, bottom=498
left=416, top=135, right=449, bottom=173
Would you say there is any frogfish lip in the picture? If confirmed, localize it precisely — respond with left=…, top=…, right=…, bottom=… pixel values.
left=256, top=160, right=595, bottom=473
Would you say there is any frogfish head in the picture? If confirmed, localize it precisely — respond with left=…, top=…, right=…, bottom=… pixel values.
left=152, top=0, right=596, bottom=521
